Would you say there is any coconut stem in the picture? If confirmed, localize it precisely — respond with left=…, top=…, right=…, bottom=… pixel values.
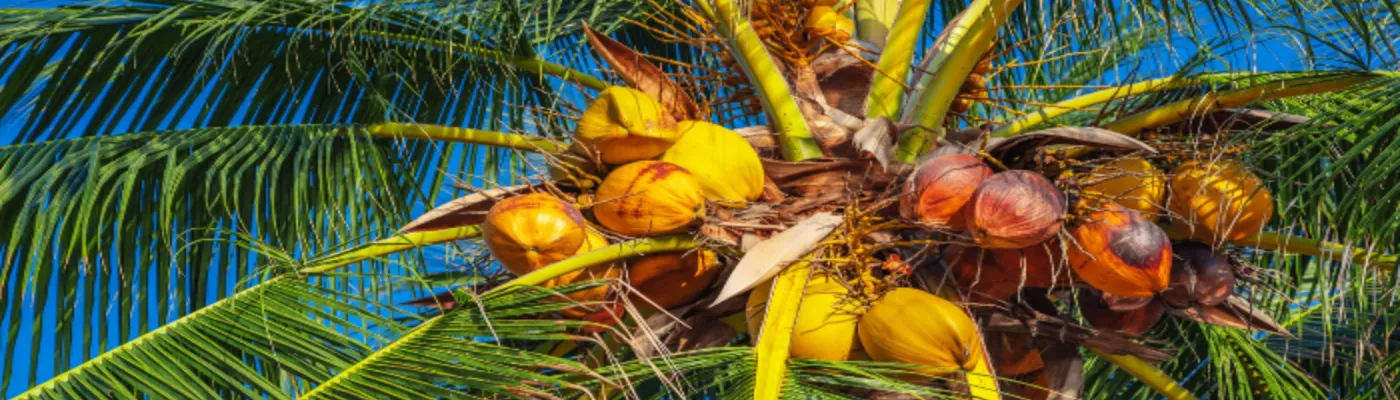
left=708, top=0, right=824, bottom=162
left=1163, top=226, right=1397, bottom=271
left=364, top=122, right=567, bottom=153
left=1101, top=74, right=1375, bottom=136
left=1089, top=347, right=1199, bottom=400
left=299, top=225, right=484, bottom=275
left=864, top=0, right=934, bottom=121
left=357, top=30, right=610, bottom=91
left=494, top=235, right=703, bottom=291
left=890, top=0, right=1026, bottom=164
left=753, top=261, right=815, bottom=400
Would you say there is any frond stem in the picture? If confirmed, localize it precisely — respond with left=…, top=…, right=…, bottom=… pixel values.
left=364, top=123, right=566, bottom=153
left=1089, top=347, right=1199, bottom=400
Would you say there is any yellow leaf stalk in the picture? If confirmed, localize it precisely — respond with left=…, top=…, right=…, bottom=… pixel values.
left=752, top=261, right=815, bottom=400
left=864, top=0, right=934, bottom=120
left=1102, top=74, right=1376, bottom=136
left=1090, top=347, right=1199, bottom=400
left=892, top=0, right=1025, bottom=163
left=709, top=0, right=823, bottom=161
left=365, top=123, right=565, bottom=153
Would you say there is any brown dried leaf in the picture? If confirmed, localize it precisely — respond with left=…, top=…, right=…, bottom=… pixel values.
left=853, top=117, right=895, bottom=169
left=1162, top=108, right=1316, bottom=133
left=706, top=213, right=843, bottom=307
left=1172, top=295, right=1294, bottom=337
left=399, top=184, right=530, bottom=232
left=987, top=127, right=1156, bottom=160
left=583, top=24, right=699, bottom=119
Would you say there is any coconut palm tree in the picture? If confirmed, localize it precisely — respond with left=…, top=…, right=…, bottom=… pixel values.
left=2, top=0, right=1398, bottom=398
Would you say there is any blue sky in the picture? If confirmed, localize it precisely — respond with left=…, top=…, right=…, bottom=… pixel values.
left=0, top=0, right=1324, bottom=397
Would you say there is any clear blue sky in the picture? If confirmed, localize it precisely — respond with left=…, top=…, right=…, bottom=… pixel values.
left=0, top=0, right=1309, bottom=396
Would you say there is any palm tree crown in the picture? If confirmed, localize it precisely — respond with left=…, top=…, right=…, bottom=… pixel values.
left=1, top=0, right=1398, bottom=399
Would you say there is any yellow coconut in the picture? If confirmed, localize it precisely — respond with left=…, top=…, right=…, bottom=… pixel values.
left=745, top=275, right=861, bottom=361
left=482, top=193, right=588, bottom=275
left=858, top=288, right=986, bottom=375
left=1083, top=157, right=1166, bottom=218
left=545, top=229, right=623, bottom=318
left=627, top=250, right=722, bottom=312
left=1168, top=160, right=1273, bottom=242
left=593, top=160, right=706, bottom=236
left=659, top=120, right=765, bottom=206
left=575, top=87, right=680, bottom=164
left=804, top=6, right=854, bottom=42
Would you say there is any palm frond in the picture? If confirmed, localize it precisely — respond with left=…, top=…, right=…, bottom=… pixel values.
left=13, top=278, right=404, bottom=400
left=302, top=283, right=605, bottom=399
left=0, top=124, right=437, bottom=390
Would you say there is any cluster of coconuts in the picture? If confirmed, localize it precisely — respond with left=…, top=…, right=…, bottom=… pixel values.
left=902, top=152, right=1272, bottom=337
left=482, top=87, right=765, bottom=320
left=745, top=273, right=993, bottom=380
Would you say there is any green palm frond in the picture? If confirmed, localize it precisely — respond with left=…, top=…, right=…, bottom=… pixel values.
left=0, top=124, right=435, bottom=390
left=301, top=283, right=606, bottom=399
left=598, top=347, right=1022, bottom=399
left=13, top=278, right=405, bottom=400
left=0, top=0, right=671, bottom=392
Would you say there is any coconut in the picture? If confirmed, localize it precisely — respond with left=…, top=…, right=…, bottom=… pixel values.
left=1168, top=160, right=1273, bottom=243
left=593, top=160, right=706, bottom=236
left=1082, top=157, right=1166, bottom=218
left=627, top=250, right=721, bottom=312
left=945, top=244, right=1020, bottom=301
left=574, top=87, right=681, bottom=164
left=745, top=275, right=861, bottom=361
left=482, top=193, right=589, bottom=275
left=804, top=5, right=854, bottom=42
left=1162, top=242, right=1236, bottom=308
left=988, top=238, right=1073, bottom=289
left=857, top=288, right=987, bottom=375
left=1067, top=202, right=1172, bottom=298
left=901, top=154, right=994, bottom=229
left=659, top=121, right=765, bottom=206
left=545, top=229, right=623, bottom=318
left=1080, top=290, right=1165, bottom=337
left=966, top=170, right=1067, bottom=249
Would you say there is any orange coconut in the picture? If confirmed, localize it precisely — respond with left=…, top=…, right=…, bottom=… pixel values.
left=901, top=154, right=994, bottom=229
left=1083, top=157, right=1167, bottom=218
left=545, top=229, right=623, bottom=318
left=965, top=170, right=1067, bottom=249
left=945, top=245, right=1020, bottom=302
left=1067, top=202, right=1172, bottom=298
left=627, top=250, right=721, bottom=312
left=593, top=161, right=705, bottom=236
left=988, top=238, right=1075, bottom=289
left=482, top=193, right=588, bottom=275
left=1168, top=160, right=1273, bottom=242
